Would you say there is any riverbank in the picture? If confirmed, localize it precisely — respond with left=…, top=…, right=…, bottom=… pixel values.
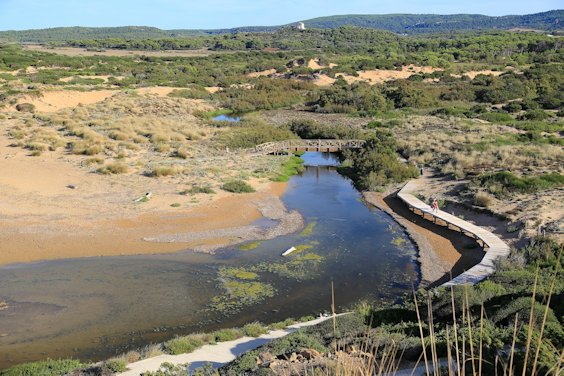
left=0, top=181, right=297, bottom=266
left=363, top=191, right=484, bottom=287
left=0, top=130, right=296, bottom=266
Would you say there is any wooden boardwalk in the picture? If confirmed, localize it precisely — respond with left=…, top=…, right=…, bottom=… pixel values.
left=397, top=179, right=511, bottom=287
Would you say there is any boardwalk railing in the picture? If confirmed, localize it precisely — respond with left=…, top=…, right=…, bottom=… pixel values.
left=397, top=179, right=511, bottom=287
left=255, top=139, right=365, bottom=154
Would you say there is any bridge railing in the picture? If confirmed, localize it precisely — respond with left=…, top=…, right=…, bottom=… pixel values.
left=254, top=139, right=365, bottom=154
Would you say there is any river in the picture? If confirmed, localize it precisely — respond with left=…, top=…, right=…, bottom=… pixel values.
left=0, top=152, right=418, bottom=368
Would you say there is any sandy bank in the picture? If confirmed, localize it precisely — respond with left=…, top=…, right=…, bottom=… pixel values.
left=0, top=183, right=294, bottom=266
left=0, top=131, right=295, bottom=266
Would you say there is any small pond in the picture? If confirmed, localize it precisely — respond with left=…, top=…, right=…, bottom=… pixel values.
left=213, top=114, right=241, bottom=122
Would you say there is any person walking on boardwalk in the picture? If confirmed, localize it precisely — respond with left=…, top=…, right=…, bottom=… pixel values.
left=432, top=197, right=439, bottom=213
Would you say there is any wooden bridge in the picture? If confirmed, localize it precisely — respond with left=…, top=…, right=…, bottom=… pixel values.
left=254, top=139, right=365, bottom=154
left=397, top=177, right=511, bottom=287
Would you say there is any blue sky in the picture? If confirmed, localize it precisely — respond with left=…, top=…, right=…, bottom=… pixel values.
left=0, top=0, right=561, bottom=30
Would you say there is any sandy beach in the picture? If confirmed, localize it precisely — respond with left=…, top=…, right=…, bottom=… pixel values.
left=0, top=130, right=298, bottom=266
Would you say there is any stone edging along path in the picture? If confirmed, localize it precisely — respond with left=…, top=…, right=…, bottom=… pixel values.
left=397, top=178, right=511, bottom=287
left=117, top=315, right=348, bottom=376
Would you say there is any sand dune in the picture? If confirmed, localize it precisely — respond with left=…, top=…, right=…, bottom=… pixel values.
left=14, top=90, right=117, bottom=112
left=314, top=65, right=442, bottom=86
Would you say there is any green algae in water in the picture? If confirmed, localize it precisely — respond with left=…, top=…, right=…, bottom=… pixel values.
left=293, top=244, right=314, bottom=254
left=219, top=267, right=259, bottom=280
left=251, top=253, right=325, bottom=281
left=212, top=267, right=275, bottom=313
left=239, top=241, right=261, bottom=251
left=391, top=237, right=407, bottom=247
left=300, top=221, right=317, bottom=237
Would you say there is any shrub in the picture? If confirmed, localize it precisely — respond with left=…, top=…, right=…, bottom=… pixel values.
left=502, top=102, right=522, bottom=113
left=1, top=358, right=84, bottom=376
left=168, top=87, right=209, bottom=99
left=478, top=112, right=514, bottom=123
left=243, top=322, right=268, bottom=337
left=340, top=130, right=418, bottom=190
left=288, top=119, right=364, bottom=139
left=213, top=328, right=244, bottom=342
left=519, top=109, right=550, bottom=121
left=15, top=103, right=35, bottom=112
left=96, top=162, right=129, bottom=175
left=221, top=180, right=255, bottom=193
left=174, top=148, right=190, bottom=159
left=473, top=191, right=493, bottom=207
left=477, top=171, right=564, bottom=197
left=163, top=335, right=205, bottom=355
left=102, top=359, right=127, bottom=373
left=180, top=185, right=215, bottom=195
left=148, top=166, right=181, bottom=177
left=219, top=121, right=296, bottom=149
left=268, top=318, right=296, bottom=330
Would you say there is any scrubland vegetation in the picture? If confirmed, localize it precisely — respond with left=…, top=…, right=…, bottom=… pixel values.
left=0, top=22, right=562, bottom=375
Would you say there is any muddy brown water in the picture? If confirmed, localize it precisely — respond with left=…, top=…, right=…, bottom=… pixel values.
left=0, top=153, right=420, bottom=369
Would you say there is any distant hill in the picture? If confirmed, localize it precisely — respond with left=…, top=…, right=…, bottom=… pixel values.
left=300, top=10, right=563, bottom=33
left=0, top=10, right=561, bottom=43
left=0, top=26, right=171, bottom=43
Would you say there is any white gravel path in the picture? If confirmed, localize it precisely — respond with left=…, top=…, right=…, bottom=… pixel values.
left=118, top=315, right=346, bottom=376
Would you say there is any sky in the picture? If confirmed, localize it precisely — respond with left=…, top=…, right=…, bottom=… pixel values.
left=0, top=0, right=561, bottom=30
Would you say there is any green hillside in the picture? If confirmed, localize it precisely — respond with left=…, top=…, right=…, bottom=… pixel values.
left=301, top=10, right=563, bottom=33
left=0, top=26, right=170, bottom=43
left=0, top=10, right=561, bottom=43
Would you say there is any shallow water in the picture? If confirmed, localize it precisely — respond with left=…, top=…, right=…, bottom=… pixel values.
left=0, top=153, right=418, bottom=368
left=213, top=114, right=241, bottom=122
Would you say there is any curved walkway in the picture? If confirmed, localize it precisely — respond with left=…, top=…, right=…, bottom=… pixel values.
left=117, top=315, right=346, bottom=376
left=397, top=178, right=511, bottom=287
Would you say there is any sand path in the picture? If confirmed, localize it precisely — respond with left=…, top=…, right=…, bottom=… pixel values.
left=117, top=315, right=345, bottom=376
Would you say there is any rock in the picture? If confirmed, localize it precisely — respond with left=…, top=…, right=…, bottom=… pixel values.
left=300, top=348, right=321, bottom=360
left=67, top=184, right=78, bottom=189
left=257, top=351, right=275, bottom=364
left=288, top=352, right=298, bottom=362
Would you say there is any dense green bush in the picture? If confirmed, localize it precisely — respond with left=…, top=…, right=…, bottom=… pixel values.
left=216, top=78, right=313, bottom=113
left=102, top=359, right=127, bottom=373
left=221, top=180, right=255, bottom=193
left=340, top=130, right=418, bottom=190
left=287, top=119, right=365, bottom=139
left=168, top=86, right=210, bottom=99
left=180, top=185, right=215, bottom=195
left=1, top=358, right=84, bottom=376
left=478, top=111, right=514, bottom=123
left=476, top=171, right=564, bottom=197
left=243, top=322, right=268, bottom=337
left=519, top=109, right=550, bottom=121
left=218, top=121, right=296, bottom=149
left=163, top=335, right=205, bottom=355
left=311, top=81, right=390, bottom=114
left=213, top=328, right=244, bottom=342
